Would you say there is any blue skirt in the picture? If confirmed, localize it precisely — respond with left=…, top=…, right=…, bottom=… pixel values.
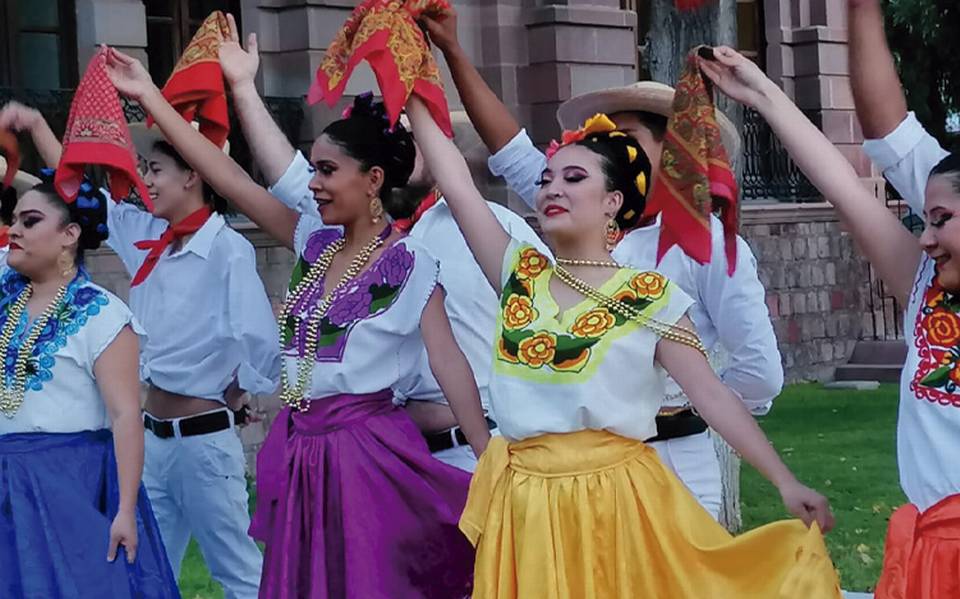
left=0, top=429, right=180, bottom=598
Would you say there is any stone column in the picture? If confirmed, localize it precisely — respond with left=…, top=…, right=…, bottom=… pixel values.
left=74, top=0, right=148, bottom=70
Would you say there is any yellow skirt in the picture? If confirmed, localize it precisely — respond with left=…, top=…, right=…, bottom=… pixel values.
left=460, top=431, right=842, bottom=599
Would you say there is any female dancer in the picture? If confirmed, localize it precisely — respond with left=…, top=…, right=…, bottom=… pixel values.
left=0, top=173, right=179, bottom=598
left=0, top=94, right=279, bottom=598
left=104, top=47, right=488, bottom=598
left=698, top=43, right=960, bottom=599
left=406, top=92, right=842, bottom=597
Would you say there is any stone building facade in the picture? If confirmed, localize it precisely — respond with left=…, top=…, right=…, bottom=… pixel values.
left=2, top=0, right=900, bottom=462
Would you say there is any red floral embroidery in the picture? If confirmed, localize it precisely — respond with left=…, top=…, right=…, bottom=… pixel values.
left=910, top=277, right=960, bottom=408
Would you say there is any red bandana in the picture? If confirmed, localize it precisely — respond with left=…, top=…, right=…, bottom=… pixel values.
left=675, top=0, right=711, bottom=10
left=393, top=188, right=440, bottom=232
left=641, top=46, right=739, bottom=275
left=308, top=0, right=454, bottom=137
left=148, top=12, right=231, bottom=149
left=55, top=49, right=151, bottom=210
left=130, top=206, right=212, bottom=286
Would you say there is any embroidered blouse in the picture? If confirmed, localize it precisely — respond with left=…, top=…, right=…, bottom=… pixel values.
left=283, top=214, right=440, bottom=399
left=900, top=256, right=960, bottom=511
left=0, top=267, right=139, bottom=435
left=491, top=239, right=694, bottom=442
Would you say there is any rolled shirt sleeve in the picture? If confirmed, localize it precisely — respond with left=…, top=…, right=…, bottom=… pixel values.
left=268, top=151, right=320, bottom=218
left=862, top=112, right=950, bottom=215
left=487, top=129, right=547, bottom=210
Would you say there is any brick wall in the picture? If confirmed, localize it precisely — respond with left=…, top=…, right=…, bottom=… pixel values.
left=740, top=203, right=873, bottom=383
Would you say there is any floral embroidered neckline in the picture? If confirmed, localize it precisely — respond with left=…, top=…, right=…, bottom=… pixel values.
left=911, top=274, right=960, bottom=408
left=497, top=246, right=670, bottom=377
left=0, top=268, right=109, bottom=394
left=282, top=228, right=415, bottom=363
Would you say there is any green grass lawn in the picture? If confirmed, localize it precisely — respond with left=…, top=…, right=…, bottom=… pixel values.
left=179, top=383, right=902, bottom=597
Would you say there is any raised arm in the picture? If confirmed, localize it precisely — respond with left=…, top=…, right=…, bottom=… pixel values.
left=421, top=8, right=520, bottom=154
left=0, top=101, right=63, bottom=167
left=657, top=322, right=834, bottom=532
left=405, top=96, right=510, bottom=292
left=104, top=47, right=299, bottom=249
left=220, top=13, right=297, bottom=186
left=848, top=0, right=907, bottom=139
left=699, top=46, right=921, bottom=304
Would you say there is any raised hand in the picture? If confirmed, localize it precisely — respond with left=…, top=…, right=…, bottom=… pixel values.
left=778, top=479, right=836, bottom=533
left=697, top=45, right=775, bottom=109
left=419, top=6, right=459, bottom=54
left=0, top=101, right=43, bottom=134
left=103, top=46, right=158, bottom=102
left=219, top=13, right=260, bottom=89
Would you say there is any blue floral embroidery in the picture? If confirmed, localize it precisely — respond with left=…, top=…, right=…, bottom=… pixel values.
left=0, top=268, right=109, bottom=392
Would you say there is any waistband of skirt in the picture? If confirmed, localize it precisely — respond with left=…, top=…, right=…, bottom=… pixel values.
left=0, top=429, right=112, bottom=454
left=504, top=429, right=652, bottom=477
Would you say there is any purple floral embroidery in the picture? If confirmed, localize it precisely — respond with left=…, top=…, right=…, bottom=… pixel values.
left=302, top=228, right=342, bottom=264
left=284, top=242, right=417, bottom=362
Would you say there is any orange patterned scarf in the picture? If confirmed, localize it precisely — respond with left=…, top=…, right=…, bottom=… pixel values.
left=55, top=49, right=151, bottom=210
left=641, top=46, right=738, bottom=275
left=308, top=0, right=453, bottom=137
left=148, top=11, right=230, bottom=148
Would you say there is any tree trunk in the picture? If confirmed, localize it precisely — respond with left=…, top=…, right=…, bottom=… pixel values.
left=647, top=1, right=743, bottom=532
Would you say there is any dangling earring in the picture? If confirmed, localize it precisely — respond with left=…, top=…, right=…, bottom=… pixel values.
left=604, top=217, right=620, bottom=251
left=369, top=196, right=384, bottom=224
left=57, top=249, right=75, bottom=278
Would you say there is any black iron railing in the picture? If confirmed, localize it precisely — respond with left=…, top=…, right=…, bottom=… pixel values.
left=740, top=106, right=821, bottom=203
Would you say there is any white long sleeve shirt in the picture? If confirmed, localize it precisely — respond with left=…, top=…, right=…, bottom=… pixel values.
left=106, top=199, right=280, bottom=401
left=488, top=129, right=784, bottom=412
left=269, top=152, right=548, bottom=411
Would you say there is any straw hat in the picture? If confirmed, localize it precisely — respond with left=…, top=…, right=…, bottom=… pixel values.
left=557, top=81, right=742, bottom=159
left=0, top=156, right=41, bottom=194
left=128, top=120, right=230, bottom=160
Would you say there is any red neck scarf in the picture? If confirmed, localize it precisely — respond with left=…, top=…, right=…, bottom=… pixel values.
left=641, top=46, right=739, bottom=275
left=393, top=188, right=440, bottom=232
left=308, top=0, right=454, bottom=137
left=131, top=206, right=212, bottom=286
left=148, top=11, right=230, bottom=148
left=55, top=49, right=151, bottom=210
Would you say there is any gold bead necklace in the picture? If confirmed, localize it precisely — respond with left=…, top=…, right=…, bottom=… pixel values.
left=556, top=257, right=622, bottom=268
left=278, top=230, right=387, bottom=411
left=553, top=264, right=706, bottom=356
left=0, top=280, right=72, bottom=417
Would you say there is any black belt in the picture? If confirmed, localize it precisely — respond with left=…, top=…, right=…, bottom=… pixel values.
left=645, top=409, right=708, bottom=443
left=144, top=410, right=234, bottom=439
left=425, top=417, right=497, bottom=453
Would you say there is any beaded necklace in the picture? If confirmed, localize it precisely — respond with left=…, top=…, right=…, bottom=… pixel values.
left=278, top=226, right=391, bottom=411
left=0, top=276, right=73, bottom=417
left=553, top=264, right=706, bottom=355
left=556, top=257, right=621, bottom=269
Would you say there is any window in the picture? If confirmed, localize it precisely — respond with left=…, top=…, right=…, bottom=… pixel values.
left=0, top=0, right=78, bottom=89
left=145, top=0, right=241, bottom=84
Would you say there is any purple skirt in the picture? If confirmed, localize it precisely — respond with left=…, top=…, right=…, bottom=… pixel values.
left=249, top=390, right=474, bottom=599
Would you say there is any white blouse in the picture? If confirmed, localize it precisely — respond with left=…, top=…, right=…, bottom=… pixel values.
left=899, top=256, right=960, bottom=511
left=490, top=239, right=694, bottom=442
left=283, top=215, right=440, bottom=399
left=0, top=268, right=138, bottom=434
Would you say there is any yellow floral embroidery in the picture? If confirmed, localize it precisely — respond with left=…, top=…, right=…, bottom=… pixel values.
left=516, top=248, right=549, bottom=280
left=629, top=271, right=667, bottom=298
left=517, top=332, right=557, bottom=368
left=503, top=294, right=537, bottom=330
left=570, top=308, right=616, bottom=339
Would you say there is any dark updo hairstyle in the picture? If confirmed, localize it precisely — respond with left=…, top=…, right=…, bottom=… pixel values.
left=930, top=153, right=960, bottom=195
left=321, top=92, right=416, bottom=218
left=151, top=140, right=231, bottom=215
left=573, top=132, right=652, bottom=230
left=0, top=168, right=109, bottom=264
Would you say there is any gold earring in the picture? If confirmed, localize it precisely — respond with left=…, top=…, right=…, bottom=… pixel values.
left=369, top=197, right=384, bottom=224
left=605, top=217, right=620, bottom=251
left=58, top=249, right=75, bottom=278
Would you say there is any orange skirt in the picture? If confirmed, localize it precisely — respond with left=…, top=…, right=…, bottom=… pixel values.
left=875, top=493, right=960, bottom=599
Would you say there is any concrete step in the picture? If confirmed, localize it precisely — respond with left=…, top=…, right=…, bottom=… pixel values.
left=847, top=340, right=907, bottom=365
left=834, top=364, right=903, bottom=383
